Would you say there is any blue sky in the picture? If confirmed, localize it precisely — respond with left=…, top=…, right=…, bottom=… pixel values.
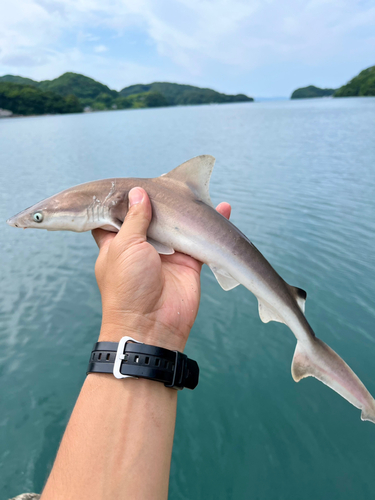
left=1, top=0, right=374, bottom=97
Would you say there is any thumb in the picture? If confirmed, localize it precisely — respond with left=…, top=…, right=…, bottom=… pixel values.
left=116, top=187, right=152, bottom=250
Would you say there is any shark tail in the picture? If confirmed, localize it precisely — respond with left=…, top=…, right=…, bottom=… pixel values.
left=292, top=337, right=375, bottom=424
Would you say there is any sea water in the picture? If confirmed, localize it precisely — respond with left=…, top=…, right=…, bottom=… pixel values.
left=1, top=98, right=375, bottom=499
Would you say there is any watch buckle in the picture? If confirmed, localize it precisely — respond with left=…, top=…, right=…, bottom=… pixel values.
left=113, top=336, right=143, bottom=379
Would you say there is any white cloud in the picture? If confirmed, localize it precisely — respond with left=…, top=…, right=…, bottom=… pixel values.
left=0, top=0, right=62, bottom=66
left=0, top=0, right=374, bottom=92
left=94, top=45, right=108, bottom=53
left=85, top=0, right=374, bottom=72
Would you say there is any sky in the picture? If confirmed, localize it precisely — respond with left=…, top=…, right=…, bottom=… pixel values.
left=1, top=0, right=374, bottom=98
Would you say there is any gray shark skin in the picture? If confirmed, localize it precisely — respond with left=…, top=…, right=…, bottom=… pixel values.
left=7, top=155, right=375, bottom=424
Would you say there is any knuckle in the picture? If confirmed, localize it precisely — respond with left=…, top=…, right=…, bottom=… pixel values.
left=126, top=204, right=150, bottom=224
left=124, top=235, right=146, bottom=250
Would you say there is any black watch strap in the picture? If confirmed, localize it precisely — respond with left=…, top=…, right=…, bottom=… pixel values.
left=87, top=336, right=199, bottom=390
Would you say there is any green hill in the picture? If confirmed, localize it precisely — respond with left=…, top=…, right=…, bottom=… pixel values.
left=0, top=82, right=82, bottom=115
left=0, top=72, right=118, bottom=105
left=120, top=82, right=253, bottom=105
left=334, top=65, right=375, bottom=97
left=0, top=75, right=38, bottom=86
left=37, top=72, right=118, bottom=100
left=291, top=85, right=336, bottom=99
left=0, top=72, right=253, bottom=116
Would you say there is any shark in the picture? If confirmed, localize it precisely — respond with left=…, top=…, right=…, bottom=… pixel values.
left=7, top=155, right=375, bottom=424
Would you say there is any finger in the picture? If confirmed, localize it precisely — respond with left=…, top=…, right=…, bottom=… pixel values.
left=216, top=202, right=231, bottom=220
left=92, top=228, right=116, bottom=250
left=116, top=187, right=152, bottom=250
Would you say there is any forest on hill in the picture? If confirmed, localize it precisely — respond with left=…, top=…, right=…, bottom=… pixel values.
left=334, top=65, right=375, bottom=97
left=0, top=72, right=253, bottom=116
left=290, top=65, right=375, bottom=99
left=120, top=82, right=253, bottom=106
left=291, top=86, right=335, bottom=99
left=0, top=82, right=82, bottom=115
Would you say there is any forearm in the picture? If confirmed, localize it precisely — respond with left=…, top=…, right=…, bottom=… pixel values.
left=39, top=189, right=227, bottom=499
left=41, top=189, right=203, bottom=499
left=41, top=372, right=177, bottom=500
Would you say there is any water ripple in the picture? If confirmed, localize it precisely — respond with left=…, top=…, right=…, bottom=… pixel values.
left=1, top=98, right=375, bottom=500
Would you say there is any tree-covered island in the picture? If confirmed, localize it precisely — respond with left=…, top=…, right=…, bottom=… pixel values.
left=334, top=65, right=375, bottom=97
left=0, top=72, right=253, bottom=117
left=291, top=85, right=335, bottom=99
left=290, top=65, right=375, bottom=99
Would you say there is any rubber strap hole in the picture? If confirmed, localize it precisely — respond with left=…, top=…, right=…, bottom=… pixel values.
left=155, top=358, right=160, bottom=367
left=145, top=356, right=150, bottom=365
left=134, top=355, right=139, bottom=363
left=98, top=353, right=102, bottom=360
left=106, top=353, right=110, bottom=361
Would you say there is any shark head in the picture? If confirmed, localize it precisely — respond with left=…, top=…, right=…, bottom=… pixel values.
left=7, top=194, right=80, bottom=231
left=7, top=184, right=102, bottom=231
left=7, top=178, right=128, bottom=232
left=7, top=201, right=48, bottom=230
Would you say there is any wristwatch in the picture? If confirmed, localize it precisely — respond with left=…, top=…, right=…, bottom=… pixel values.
left=87, top=336, right=199, bottom=390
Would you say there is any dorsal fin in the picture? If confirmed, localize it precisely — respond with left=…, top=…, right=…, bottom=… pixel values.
left=164, top=155, right=215, bottom=206
left=288, top=285, right=307, bottom=314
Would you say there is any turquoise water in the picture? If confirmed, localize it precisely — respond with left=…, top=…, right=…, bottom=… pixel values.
left=1, top=98, right=375, bottom=499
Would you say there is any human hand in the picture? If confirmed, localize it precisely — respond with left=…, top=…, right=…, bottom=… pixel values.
left=92, top=187, right=231, bottom=352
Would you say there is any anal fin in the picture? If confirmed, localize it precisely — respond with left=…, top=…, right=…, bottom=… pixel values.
left=209, top=264, right=240, bottom=291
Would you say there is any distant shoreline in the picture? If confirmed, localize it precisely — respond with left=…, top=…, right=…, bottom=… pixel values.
left=2, top=95, right=374, bottom=120
left=0, top=99, right=256, bottom=119
left=0, top=73, right=253, bottom=118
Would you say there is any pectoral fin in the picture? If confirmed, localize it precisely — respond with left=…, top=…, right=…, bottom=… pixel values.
left=209, top=265, right=240, bottom=291
left=147, top=238, right=175, bottom=255
left=101, top=218, right=122, bottom=232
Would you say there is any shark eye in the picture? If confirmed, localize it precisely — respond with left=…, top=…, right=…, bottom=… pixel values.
left=33, top=212, right=43, bottom=223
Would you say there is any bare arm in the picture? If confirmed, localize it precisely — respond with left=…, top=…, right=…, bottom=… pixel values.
left=41, top=188, right=231, bottom=500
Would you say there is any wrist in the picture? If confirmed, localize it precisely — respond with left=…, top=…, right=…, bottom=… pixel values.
left=98, top=317, right=188, bottom=353
left=88, top=338, right=199, bottom=390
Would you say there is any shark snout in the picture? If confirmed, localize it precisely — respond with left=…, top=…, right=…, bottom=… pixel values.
left=6, top=205, right=34, bottom=228
left=6, top=217, right=17, bottom=227
left=6, top=214, right=23, bottom=228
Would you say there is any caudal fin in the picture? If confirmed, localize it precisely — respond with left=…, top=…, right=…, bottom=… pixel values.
left=361, top=409, right=375, bottom=424
left=292, top=338, right=375, bottom=424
